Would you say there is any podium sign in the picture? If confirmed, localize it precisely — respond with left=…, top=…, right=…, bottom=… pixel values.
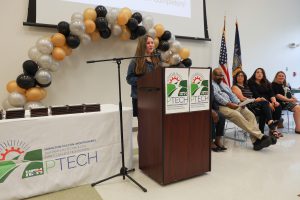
left=165, top=68, right=210, bottom=114
left=189, top=68, right=210, bottom=111
left=165, top=68, right=189, bottom=114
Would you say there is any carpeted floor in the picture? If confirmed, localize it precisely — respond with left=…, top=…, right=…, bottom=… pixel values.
left=26, top=185, right=103, bottom=200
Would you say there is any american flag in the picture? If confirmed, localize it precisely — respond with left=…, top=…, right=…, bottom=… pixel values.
left=219, top=20, right=230, bottom=86
left=232, top=21, right=242, bottom=77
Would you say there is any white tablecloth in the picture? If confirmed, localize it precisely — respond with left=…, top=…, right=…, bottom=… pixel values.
left=0, top=104, right=133, bottom=200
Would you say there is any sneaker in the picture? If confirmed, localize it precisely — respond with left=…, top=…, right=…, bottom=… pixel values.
left=253, top=135, right=272, bottom=151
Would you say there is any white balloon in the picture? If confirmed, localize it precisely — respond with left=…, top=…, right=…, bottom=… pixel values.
left=2, top=98, right=14, bottom=110
left=80, top=33, right=91, bottom=45
left=24, top=101, right=45, bottom=110
left=106, top=8, right=119, bottom=25
left=71, top=12, right=84, bottom=22
left=70, top=20, right=86, bottom=36
left=112, top=24, right=122, bottom=36
left=147, top=28, right=156, bottom=39
left=169, top=53, right=181, bottom=65
left=28, top=46, right=42, bottom=62
left=170, top=40, right=182, bottom=53
left=36, top=38, right=53, bottom=55
left=49, top=60, right=60, bottom=72
left=168, top=34, right=176, bottom=44
left=38, top=54, right=53, bottom=69
left=8, top=92, right=26, bottom=107
left=35, top=69, right=52, bottom=85
left=142, top=15, right=154, bottom=31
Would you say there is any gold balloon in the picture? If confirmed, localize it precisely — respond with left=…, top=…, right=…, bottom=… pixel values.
left=39, top=87, right=47, bottom=99
left=83, top=8, right=97, bottom=21
left=6, top=80, right=26, bottom=94
left=120, top=7, right=132, bottom=19
left=179, top=48, right=190, bottom=59
left=51, top=33, right=66, bottom=47
left=117, top=12, right=129, bottom=26
left=61, top=45, right=72, bottom=56
left=52, top=47, right=66, bottom=61
left=26, top=87, right=44, bottom=101
left=90, top=31, right=101, bottom=41
left=84, top=19, right=96, bottom=34
left=120, top=26, right=130, bottom=41
left=154, top=24, right=165, bottom=38
left=154, top=37, right=159, bottom=48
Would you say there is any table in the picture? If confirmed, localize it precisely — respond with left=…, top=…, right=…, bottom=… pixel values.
left=0, top=104, right=133, bottom=200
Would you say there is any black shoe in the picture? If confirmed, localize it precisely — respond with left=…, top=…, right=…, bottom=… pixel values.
left=270, top=135, right=277, bottom=145
left=214, top=142, right=227, bottom=151
left=253, top=135, right=272, bottom=151
left=268, top=120, right=279, bottom=130
left=211, top=147, right=220, bottom=152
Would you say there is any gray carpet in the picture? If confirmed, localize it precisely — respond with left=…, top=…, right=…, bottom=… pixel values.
left=26, top=185, right=103, bottom=200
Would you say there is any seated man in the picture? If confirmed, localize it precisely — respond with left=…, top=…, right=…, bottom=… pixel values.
left=212, top=68, right=276, bottom=151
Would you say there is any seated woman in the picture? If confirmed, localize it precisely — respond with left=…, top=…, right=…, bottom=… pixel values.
left=232, top=71, right=279, bottom=134
left=272, top=71, right=300, bottom=133
left=248, top=68, right=283, bottom=138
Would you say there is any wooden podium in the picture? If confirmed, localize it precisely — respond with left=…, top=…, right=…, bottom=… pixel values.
left=137, top=67, right=211, bottom=185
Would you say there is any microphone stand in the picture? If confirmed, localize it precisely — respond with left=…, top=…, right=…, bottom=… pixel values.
left=86, top=54, right=159, bottom=192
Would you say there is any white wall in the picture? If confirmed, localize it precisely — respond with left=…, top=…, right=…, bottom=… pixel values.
left=0, top=0, right=299, bottom=109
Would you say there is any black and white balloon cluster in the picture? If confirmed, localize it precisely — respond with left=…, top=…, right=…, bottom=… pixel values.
left=3, top=5, right=192, bottom=109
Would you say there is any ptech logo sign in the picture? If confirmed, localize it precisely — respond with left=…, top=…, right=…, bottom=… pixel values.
left=0, top=140, right=44, bottom=183
left=167, top=73, right=187, bottom=97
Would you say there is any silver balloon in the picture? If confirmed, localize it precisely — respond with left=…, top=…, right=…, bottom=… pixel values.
left=147, top=28, right=156, bottom=39
left=71, top=12, right=84, bottom=22
left=112, top=24, right=122, bottom=36
left=160, top=50, right=172, bottom=62
left=168, top=34, right=176, bottom=44
left=160, top=62, right=170, bottom=67
left=38, top=54, right=53, bottom=69
left=36, top=38, right=53, bottom=54
left=106, top=8, right=119, bottom=25
left=169, top=53, right=181, bottom=65
left=8, top=92, right=26, bottom=107
left=28, top=46, right=42, bottom=62
left=24, top=101, right=45, bottom=110
left=48, top=60, right=60, bottom=72
left=70, top=20, right=86, bottom=36
left=170, top=40, right=182, bottom=53
left=35, top=69, right=52, bottom=85
left=80, top=33, right=91, bottom=45
left=2, top=98, right=14, bottom=109
left=143, top=15, right=154, bottom=31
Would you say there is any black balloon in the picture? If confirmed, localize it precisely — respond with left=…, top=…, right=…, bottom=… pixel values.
left=66, top=35, right=80, bottom=49
left=181, top=58, right=192, bottom=67
left=158, top=40, right=170, bottom=51
left=95, top=17, right=108, bottom=31
left=100, top=28, right=111, bottom=39
left=137, top=26, right=146, bottom=36
left=57, top=21, right=70, bottom=36
left=130, top=30, right=139, bottom=40
left=127, top=18, right=138, bottom=31
left=132, top=12, right=143, bottom=24
left=161, top=30, right=172, bottom=41
left=95, top=5, right=107, bottom=17
left=23, top=60, right=39, bottom=76
left=16, top=74, right=36, bottom=89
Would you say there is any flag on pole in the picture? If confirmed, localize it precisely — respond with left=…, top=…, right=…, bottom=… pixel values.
left=232, top=21, right=242, bottom=77
left=219, top=17, right=230, bottom=86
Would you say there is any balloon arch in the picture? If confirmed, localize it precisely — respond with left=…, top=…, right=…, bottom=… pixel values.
left=5, top=5, right=192, bottom=109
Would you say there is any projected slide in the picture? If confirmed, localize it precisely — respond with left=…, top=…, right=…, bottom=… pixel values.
left=63, top=0, right=191, bottom=18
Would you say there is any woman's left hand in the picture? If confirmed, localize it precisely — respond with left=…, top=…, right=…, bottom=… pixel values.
left=273, top=101, right=280, bottom=107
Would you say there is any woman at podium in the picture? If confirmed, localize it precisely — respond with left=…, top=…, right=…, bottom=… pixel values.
left=126, top=35, right=160, bottom=117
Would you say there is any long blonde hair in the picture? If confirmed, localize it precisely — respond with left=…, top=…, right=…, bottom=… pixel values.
left=134, top=35, right=160, bottom=75
left=273, top=71, right=287, bottom=86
